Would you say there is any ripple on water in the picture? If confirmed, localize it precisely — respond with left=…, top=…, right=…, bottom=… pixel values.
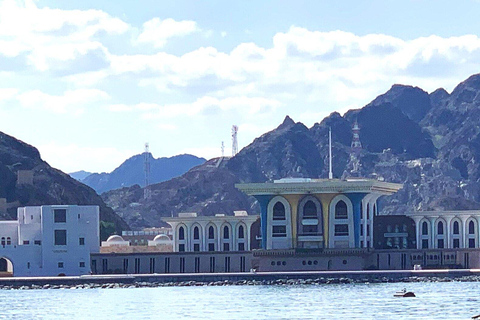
left=0, top=282, right=478, bottom=319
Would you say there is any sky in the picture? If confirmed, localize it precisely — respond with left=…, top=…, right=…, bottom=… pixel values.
left=1, top=0, right=480, bottom=173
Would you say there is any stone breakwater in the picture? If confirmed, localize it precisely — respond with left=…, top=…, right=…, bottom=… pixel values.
left=3, top=275, right=480, bottom=290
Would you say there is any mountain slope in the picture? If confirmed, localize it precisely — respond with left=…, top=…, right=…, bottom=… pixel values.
left=0, top=132, right=129, bottom=239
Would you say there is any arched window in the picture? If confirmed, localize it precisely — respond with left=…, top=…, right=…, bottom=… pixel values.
left=6, top=237, right=11, bottom=245
left=422, top=221, right=428, bottom=235
left=178, top=226, right=185, bottom=240
left=366, top=203, right=370, bottom=219
left=273, top=202, right=286, bottom=220
left=238, top=225, right=244, bottom=239
left=469, top=221, right=475, bottom=234
left=453, top=221, right=460, bottom=234
left=193, top=226, right=200, bottom=240
left=208, top=226, right=215, bottom=239
left=438, top=221, right=444, bottom=235
left=335, top=201, right=348, bottom=219
left=303, top=201, right=316, bottom=218
left=223, top=226, right=230, bottom=239
left=1, top=237, right=4, bottom=246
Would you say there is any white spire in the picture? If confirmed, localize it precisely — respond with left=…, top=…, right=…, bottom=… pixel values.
left=329, top=127, right=333, bottom=179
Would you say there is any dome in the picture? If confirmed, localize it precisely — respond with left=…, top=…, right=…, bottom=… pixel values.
left=153, top=234, right=170, bottom=242
left=106, top=235, right=125, bottom=242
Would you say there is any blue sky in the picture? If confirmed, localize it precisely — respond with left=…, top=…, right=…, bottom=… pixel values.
left=1, top=0, right=480, bottom=173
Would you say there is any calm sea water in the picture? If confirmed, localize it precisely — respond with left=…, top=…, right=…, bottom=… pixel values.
left=0, top=281, right=478, bottom=319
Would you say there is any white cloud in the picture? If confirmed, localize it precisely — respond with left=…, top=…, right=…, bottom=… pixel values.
left=137, top=18, right=199, bottom=48
left=0, top=0, right=129, bottom=72
left=17, top=89, right=110, bottom=115
left=109, top=96, right=282, bottom=120
left=37, top=143, right=136, bottom=173
left=0, top=88, right=19, bottom=102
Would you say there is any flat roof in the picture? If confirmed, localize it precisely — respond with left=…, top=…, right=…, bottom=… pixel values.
left=236, top=178, right=403, bottom=196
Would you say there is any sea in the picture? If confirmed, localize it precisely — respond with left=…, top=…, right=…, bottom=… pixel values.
left=0, top=281, right=478, bottom=319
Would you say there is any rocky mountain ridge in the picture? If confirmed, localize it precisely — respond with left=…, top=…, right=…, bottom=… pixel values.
left=77, top=153, right=205, bottom=194
left=102, top=73, right=480, bottom=229
left=0, top=132, right=129, bottom=239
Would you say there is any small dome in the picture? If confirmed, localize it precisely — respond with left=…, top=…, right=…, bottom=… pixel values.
left=153, top=234, right=170, bottom=242
left=107, top=235, right=125, bottom=242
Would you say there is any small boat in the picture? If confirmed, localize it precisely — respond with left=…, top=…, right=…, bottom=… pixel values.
left=394, top=288, right=416, bottom=297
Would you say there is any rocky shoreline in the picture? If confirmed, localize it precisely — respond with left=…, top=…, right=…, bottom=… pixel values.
left=2, top=275, right=480, bottom=290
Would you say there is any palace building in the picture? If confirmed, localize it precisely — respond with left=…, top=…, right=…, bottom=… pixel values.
left=235, top=178, right=402, bottom=250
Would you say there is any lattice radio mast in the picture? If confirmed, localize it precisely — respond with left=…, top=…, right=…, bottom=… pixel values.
left=144, top=142, right=151, bottom=199
left=232, top=125, right=238, bottom=156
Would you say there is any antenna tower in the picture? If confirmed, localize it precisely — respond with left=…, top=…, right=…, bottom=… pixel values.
left=221, top=141, right=225, bottom=157
left=329, top=127, right=333, bottom=179
left=144, top=142, right=151, bottom=199
left=232, top=125, right=238, bottom=156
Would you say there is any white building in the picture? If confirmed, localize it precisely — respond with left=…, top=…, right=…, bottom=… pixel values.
left=0, top=205, right=99, bottom=276
left=163, top=211, right=260, bottom=252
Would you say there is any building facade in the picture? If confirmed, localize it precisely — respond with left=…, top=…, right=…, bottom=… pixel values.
left=0, top=205, right=99, bottom=276
left=163, top=211, right=260, bottom=253
left=236, top=178, right=402, bottom=250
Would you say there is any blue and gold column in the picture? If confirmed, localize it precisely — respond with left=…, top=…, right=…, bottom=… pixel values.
left=253, top=195, right=272, bottom=249
left=346, top=193, right=367, bottom=248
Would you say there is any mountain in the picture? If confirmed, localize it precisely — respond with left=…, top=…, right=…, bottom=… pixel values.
left=81, top=153, right=206, bottom=194
left=102, top=73, right=480, bottom=229
left=69, top=170, right=92, bottom=181
left=0, top=132, right=129, bottom=239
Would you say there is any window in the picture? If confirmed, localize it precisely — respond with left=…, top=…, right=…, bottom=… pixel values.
left=179, top=257, right=185, bottom=273
left=422, top=239, right=429, bottom=249
left=453, top=239, right=460, bottom=248
left=437, top=239, right=444, bottom=249
left=79, top=237, right=85, bottom=246
left=469, top=221, right=475, bottom=234
left=273, top=202, right=286, bottom=220
left=224, top=257, right=231, bottom=272
left=149, top=258, right=155, bottom=273
left=453, top=221, right=460, bottom=234
left=209, top=257, right=215, bottom=273
left=194, top=243, right=200, bottom=252
left=335, top=201, right=348, bottom=219
left=54, top=230, right=67, bottom=246
left=422, top=222, right=428, bottom=235
left=134, top=258, right=141, bottom=274
left=54, top=209, right=66, bottom=223
left=208, top=226, right=215, bottom=239
left=208, top=243, right=215, bottom=251
left=238, top=225, right=244, bottom=239
left=194, top=257, right=200, bottom=273
left=123, top=259, right=129, bottom=273
left=58, top=262, right=64, bottom=268
left=164, top=257, right=170, bottom=273
left=303, top=225, right=317, bottom=234
left=438, top=221, right=444, bottom=235
left=23, top=240, right=29, bottom=245
left=1, top=237, right=4, bottom=246
left=303, top=200, right=317, bottom=218
left=179, top=244, right=185, bottom=252
left=238, top=243, right=245, bottom=251
left=178, top=226, right=185, bottom=240
left=6, top=237, right=11, bottom=245
left=193, top=226, right=200, bottom=240
left=334, top=224, right=349, bottom=236
left=469, top=238, right=476, bottom=248
left=79, top=262, right=85, bottom=268
left=223, top=243, right=230, bottom=251
left=272, top=225, right=287, bottom=237
left=223, top=226, right=230, bottom=239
